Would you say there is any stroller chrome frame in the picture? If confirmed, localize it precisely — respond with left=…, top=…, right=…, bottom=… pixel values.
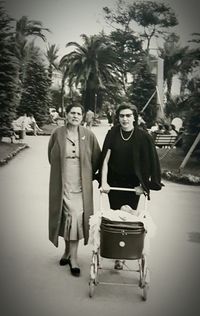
left=89, top=187, right=150, bottom=301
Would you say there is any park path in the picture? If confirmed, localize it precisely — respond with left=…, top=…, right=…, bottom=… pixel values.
left=0, top=121, right=200, bottom=316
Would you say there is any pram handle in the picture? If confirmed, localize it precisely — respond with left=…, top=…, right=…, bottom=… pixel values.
left=103, top=186, right=136, bottom=192
left=99, top=186, right=148, bottom=216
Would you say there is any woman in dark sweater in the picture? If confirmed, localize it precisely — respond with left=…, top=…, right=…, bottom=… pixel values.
left=100, top=103, right=162, bottom=269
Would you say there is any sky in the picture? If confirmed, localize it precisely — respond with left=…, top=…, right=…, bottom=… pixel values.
left=4, top=0, right=200, bottom=59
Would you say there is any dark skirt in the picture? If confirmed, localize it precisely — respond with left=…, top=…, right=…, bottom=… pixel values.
left=107, top=170, right=140, bottom=210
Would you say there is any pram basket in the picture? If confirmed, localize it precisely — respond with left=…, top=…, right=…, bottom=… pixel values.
left=100, top=218, right=146, bottom=259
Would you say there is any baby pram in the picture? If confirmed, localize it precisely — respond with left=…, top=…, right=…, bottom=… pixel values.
left=88, top=187, right=150, bottom=301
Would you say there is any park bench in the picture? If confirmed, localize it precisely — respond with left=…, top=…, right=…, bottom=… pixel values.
left=1, top=126, right=34, bottom=143
left=154, top=134, right=178, bottom=148
left=0, top=129, right=20, bottom=143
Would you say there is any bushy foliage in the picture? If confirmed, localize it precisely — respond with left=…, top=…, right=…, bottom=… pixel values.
left=0, top=2, right=19, bottom=139
left=181, top=78, right=200, bottom=155
left=109, top=30, right=143, bottom=91
left=164, top=95, right=186, bottom=120
left=50, top=88, right=62, bottom=112
left=18, top=45, right=51, bottom=126
left=128, top=60, right=157, bottom=126
left=103, top=0, right=178, bottom=51
left=184, top=78, right=200, bottom=134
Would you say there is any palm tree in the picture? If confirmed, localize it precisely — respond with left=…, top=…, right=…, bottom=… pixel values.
left=60, top=34, right=119, bottom=111
left=15, top=16, right=49, bottom=41
left=15, top=16, right=50, bottom=87
left=60, top=64, right=70, bottom=116
left=45, top=43, right=59, bottom=83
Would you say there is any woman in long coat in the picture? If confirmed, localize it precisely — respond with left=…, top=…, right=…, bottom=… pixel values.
left=48, top=103, right=101, bottom=276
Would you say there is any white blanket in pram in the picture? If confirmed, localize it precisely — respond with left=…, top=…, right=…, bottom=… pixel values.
left=88, top=208, right=156, bottom=255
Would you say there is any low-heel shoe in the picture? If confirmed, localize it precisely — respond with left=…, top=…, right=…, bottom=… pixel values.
left=69, top=260, right=80, bottom=277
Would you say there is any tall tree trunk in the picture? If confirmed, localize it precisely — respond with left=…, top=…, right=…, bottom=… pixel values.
left=60, top=77, right=66, bottom=117
left=83, top=88, right=95, bottom=112
left=179, top=73, right=188, bottom=97
left=166, top=76, right=173, bottom=100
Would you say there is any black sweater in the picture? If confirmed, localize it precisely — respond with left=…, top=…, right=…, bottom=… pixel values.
left=98, top=125, right=162, bottom=198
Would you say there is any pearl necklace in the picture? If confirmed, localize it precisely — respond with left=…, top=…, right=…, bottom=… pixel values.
left=120, top=128, right=134, bottom=141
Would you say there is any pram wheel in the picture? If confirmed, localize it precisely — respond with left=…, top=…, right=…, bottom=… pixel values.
left=139, top=254, right=149, bottom=301
left=142, top=285, right=148, bottom=301
left=89, top=280, right=95, bottom=298
left=89, top=251, right=99, bottom=298
left=139, top=255, right=149, bottom=301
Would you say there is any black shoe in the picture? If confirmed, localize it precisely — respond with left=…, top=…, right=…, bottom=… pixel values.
left=68, top=259, right=80, bottom=277
left=59, top=257, right=70, bottom=266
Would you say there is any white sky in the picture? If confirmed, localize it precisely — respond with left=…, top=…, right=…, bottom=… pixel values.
left=5, top=0, right=200, bottom=59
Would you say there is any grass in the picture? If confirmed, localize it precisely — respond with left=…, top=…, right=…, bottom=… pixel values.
left=158, top=147, right=200, bottom=185
left=0, top=141, right=29, bottom=165
left=0, top=142, right=22, bottom=160
left=158, top=147, right=200, bottom=176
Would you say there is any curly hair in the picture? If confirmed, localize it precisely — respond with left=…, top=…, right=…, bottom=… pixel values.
left=115, top=102, right=138, bottom=126
left=65, top=103, right=85, bottom=115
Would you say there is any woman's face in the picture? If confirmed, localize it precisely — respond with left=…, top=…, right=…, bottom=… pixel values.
left=66, top=106, right=83, bottom=126
left=118, top=108, right=135, bottom=131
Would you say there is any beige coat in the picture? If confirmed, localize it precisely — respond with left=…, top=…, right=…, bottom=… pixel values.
left=48, top=125, right=101, bottom=247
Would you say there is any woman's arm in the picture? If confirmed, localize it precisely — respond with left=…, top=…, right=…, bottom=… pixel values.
left=101, top=149, right=111, bottom=193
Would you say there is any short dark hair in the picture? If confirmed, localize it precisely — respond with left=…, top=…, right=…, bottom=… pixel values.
left=65, top=103, right=85, bottom=115
left=115, top=102, right=138, bottom=125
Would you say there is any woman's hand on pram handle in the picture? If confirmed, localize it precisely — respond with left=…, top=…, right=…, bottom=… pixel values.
left=135, top=186, right=145, bottom=196
left=100, top=183, right=111, bottom=194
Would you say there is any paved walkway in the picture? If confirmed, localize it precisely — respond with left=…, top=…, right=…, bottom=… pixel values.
left=0, top=121, right=200, bottom=316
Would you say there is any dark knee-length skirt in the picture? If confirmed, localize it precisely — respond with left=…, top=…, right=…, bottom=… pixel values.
left=108, top=170, right=140, bottom=210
